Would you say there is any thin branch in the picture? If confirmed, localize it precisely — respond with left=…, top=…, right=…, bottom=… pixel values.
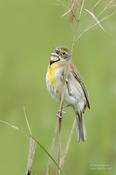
left=60, top=119, right=76, bottom=168
left=46, top=118, right=59, bottom=175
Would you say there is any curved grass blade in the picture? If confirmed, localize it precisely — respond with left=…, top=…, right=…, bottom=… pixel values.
left=31, top=135, right=63, bottom=174
left=0, top=120, right=63, bottom=175
left=77, top=10, right=116, bottom=41
left=84, top=8, right=104, bottom=31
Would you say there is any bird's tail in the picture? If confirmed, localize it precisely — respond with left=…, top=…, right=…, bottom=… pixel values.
left=76, top=113, right=87, bottom=142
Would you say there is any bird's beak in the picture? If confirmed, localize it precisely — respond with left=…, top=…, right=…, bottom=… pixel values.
left=50, top=52, right=60, bottom=65
left=53, top=48, right=60, bottom=55
left=51, top=53, right=59, bottom=58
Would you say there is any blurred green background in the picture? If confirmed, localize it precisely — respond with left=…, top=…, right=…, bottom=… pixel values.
left=0, top=0, right=116, bottom=175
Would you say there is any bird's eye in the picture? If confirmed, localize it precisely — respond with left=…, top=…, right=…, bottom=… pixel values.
left=62, top=52, right=66, bottom=55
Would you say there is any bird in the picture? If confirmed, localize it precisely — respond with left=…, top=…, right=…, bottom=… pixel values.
left=46, top=46, right=90, bottom=142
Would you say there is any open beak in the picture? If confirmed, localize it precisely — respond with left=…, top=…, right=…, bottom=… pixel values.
left=50, top=51, right=60, bottom=65
left=53, top=47, right=60, bottom=55
left=51, top=52, right=59, bottom=58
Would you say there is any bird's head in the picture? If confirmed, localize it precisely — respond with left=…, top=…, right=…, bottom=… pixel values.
left=50, top=46, right=71, bottom=65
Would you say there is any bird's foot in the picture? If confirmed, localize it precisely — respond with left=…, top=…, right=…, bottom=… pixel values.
left=56, top=110, right=62, bottom=118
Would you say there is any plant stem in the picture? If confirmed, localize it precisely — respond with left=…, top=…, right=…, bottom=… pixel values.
left=58, top=118, right=62, bottom=175
left=60, top=119, right=76, bottom=168
left=71, top=0, right=85, bottom=51
left=26, top=138, right=36, bottom=175
left=57, top=61, right=70, bottom=175
left=46, top=118, right=59, bottom=175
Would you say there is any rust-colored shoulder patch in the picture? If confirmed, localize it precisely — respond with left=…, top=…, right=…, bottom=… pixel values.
left=70, top=63, right=90, bottom=109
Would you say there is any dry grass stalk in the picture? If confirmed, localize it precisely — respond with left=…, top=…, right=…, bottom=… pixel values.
left=57, top=61, right=70, bottom=175
left=57, top=0, right=85, bottom=174
left=78, top=0, right=115, bottom=40
left=24, top=107, right=32, bottom=135
left=46, top=118, right=59, bottom=175
left=58, top=118, right=62, bottom=175
left=92, top=0, right=103, bottom=9
left=70, top=0, right=78, bottom=22
left=57, top=1, right=85, bottom=174
left=98, top=0, right=114, bottom=18
left=46, top=1, right=116, bottom=174
left=0, top=120, right=28, bottom=138
left=77, top=10, right=116, bottom=41
left=62, top=0, right=78, bottom=17
left=84, top=8, right=104, bottom=31
left=26, top=138, right=36, bottom=175
left=62, top=0, right=85, bottom=51
left=0, top=119, right=60, bottom=175
left=24, top=107, right=36, bottom=175
left=62, top=0, right=79, bottom=22
left=46, top=62, right=71, bottom=175
left=71, top=0, right=85, bottom=51
left=60, top=119, right=76, bottom=167
left=46, top=2, right=85, bottom=173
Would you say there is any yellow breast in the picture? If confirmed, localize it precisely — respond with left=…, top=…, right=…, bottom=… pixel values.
left=47, top=63, right=61, bottom=88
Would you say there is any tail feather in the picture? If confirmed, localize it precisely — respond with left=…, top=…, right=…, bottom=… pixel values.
left=76, top=114, right=86, bottom=142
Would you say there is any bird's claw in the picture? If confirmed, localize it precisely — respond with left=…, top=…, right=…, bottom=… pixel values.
left=56, top=113, right=62, bottom=118
left=56, top=109, right=66, bottom=118
left=56, top=110, right=62, bottom=118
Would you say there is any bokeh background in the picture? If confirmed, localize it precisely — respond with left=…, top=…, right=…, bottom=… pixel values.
left=0, top=0, right=116, bottom=175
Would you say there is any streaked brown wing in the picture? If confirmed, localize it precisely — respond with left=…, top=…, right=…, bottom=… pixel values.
left=70, top=63, right=90, bottom=109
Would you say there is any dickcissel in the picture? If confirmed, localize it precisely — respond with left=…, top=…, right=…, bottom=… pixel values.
left=46, top=46, right=90, bottom=142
